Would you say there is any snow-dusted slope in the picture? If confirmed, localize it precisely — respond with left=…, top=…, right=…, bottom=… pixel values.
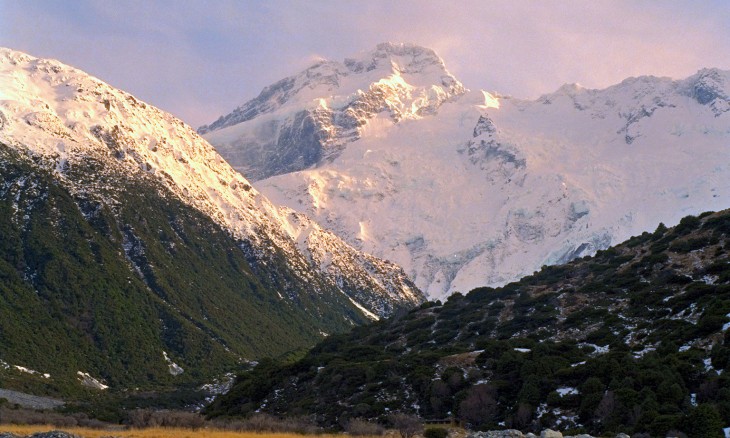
left=0, top=47, right=423, bottom=317
left=202, top=44, right=730, bottom=300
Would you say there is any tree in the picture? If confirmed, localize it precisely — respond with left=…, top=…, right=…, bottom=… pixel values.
left=459, top=384, right=498, bottom=427
left=684, top=404, right=723, bottom=438
left=594, top=390, right=617, bottom=424
left=513, top=402, right=533, bottom=430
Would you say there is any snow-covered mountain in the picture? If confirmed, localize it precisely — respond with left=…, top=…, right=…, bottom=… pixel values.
left=200, top=42, right=465, bottom=181
left=0, top=47, right=423, bottom=318
left=201, top=43, right=730, bottom=300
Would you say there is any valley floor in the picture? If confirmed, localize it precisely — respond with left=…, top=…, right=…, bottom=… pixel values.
left=0, top=425, right=358, bottom=438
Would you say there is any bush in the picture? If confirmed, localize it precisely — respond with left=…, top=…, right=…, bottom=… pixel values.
left=0, top=406, right=109, bottom=428
left=229, top=413, right=320, bottom=434
left=127, top=409, right=204, bottom=430
left=346, top=418, right=385, bottom=436
left=684, top=404, right=724, bottom=438
left=390, top=413, right=423, bottom=438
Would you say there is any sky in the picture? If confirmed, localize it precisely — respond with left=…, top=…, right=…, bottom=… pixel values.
left=2, top=1, right=730, bottom=128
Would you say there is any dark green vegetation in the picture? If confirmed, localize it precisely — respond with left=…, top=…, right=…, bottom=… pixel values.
left=0, top=144, right=370, bottom=400
left=208, top=210, right=730, bottom=437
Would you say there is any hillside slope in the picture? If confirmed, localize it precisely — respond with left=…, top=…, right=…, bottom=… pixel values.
left=0, top=145, right=365, bottom=394
left=208, top=210, right=730, bottom=437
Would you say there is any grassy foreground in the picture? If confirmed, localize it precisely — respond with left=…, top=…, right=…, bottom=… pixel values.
left=0, top=425, right=355, bottom=438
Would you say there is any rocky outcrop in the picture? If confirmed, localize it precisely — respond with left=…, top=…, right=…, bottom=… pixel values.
left=468, top=430, right=629, bottom=438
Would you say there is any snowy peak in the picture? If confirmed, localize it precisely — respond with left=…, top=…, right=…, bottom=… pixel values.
left=199, top=43, right=465, bottom=181
left=198, top=42, right=459, bottom=135
left=343, top=42, right=449, bottom=77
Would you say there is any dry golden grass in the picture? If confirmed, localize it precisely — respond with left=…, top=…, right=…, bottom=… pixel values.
left=0, top=424, right=356, bottom=438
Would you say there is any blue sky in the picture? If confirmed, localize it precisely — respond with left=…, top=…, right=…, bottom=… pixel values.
left=2, top=1, right=730, bottom=127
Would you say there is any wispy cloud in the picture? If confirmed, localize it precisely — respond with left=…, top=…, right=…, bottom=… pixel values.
left=2, top=0, right=729, bottom=126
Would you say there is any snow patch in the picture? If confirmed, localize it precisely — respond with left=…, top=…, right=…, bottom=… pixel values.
left=163, top=351, right=184, bottom=376
left=77, top=371, right=108, bottom=390
left=346, top=295, right=380, bottom=321
left=13, top=365, right=50, bottom=379
left=556, top=387, right=579, bottom=396
left=704, top=358, right=715, bottom=373
left=580, top=343, right=609, bottom=355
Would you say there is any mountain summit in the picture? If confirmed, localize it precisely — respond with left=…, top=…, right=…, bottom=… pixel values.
left=199, top=42, right=465, bottom=181
left=203, top=44, right=730, bottom=300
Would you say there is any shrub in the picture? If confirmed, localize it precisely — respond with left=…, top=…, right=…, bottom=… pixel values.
left=683, top=404, right=724, bottom=438
left=390, top=413, right=423, bottom=438
left=346, top=418, right=385, bottom=436
left=127, top=409, right=204, bottom=430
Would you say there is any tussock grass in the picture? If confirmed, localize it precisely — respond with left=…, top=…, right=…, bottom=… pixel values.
left=0, top=424, right=354, bottom=438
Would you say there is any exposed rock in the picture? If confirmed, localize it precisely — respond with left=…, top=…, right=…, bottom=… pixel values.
left=473, top=115, right=496, bottom=137
left=0, top=388, right=64, bottom=410
left=469, top=430, right=524, bottom=438
left=28, top=432, right=82, bottom=438
left=541, top=430, right=563, bottom=438
left=690, top=68, right=728, bottom=106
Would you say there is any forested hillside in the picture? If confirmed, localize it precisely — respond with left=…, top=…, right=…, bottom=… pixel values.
left=208, top=210, right=730, bottom=437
